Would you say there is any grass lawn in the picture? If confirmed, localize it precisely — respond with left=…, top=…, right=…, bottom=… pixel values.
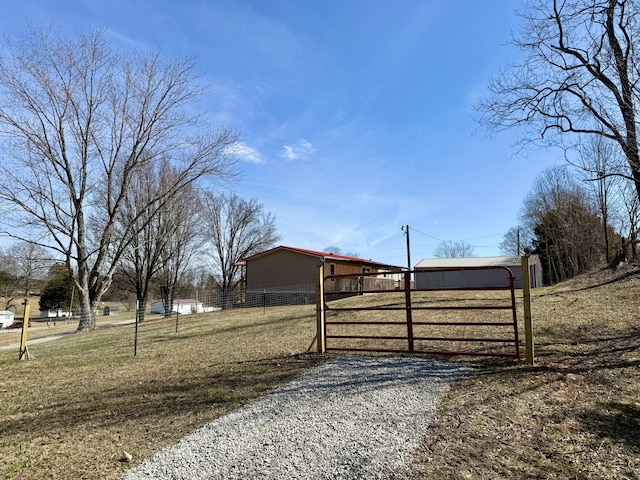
left=0, top=304, right=324, bottom=479
left=392, top=265, right=640, bottom=480
left=1, top=265, right=639, bottom=479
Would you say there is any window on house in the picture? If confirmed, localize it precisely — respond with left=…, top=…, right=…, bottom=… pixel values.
left=330, top=263, right=335, bottom=280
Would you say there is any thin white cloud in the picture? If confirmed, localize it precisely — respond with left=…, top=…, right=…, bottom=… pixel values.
left=226, top=142, right=264, bottom=165
left=280, top=139, right=316, bottom=161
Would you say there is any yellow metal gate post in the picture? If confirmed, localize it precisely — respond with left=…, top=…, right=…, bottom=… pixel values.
left=19, top=299, right=31, bottom=360
left=521, top=255, right=534, bottom=365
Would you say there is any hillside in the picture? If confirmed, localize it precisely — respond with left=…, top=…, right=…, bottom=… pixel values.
left=392, top=263, right=640, bottom=479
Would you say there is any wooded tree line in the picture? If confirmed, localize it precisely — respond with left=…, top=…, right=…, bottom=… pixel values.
left=0, top=28, right=279, bottom=329
left=112, top=188, right=279, bottom=321
left=0, top=179, right=280, bottom=320
left=480, top=0, right=640, bottom=284
left=500, top=163, right=636, bottom=285
left=418, top=0, right=640, bottom=277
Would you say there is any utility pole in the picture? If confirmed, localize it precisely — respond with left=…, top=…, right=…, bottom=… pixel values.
left=402, top=225, right=411, bottom=271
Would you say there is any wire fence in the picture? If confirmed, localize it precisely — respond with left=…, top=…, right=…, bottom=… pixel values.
left=13, top=281, right=318, bottom=323
left=157, top=281, right=319, bottom=314
left=0, top=281, right=320, bottom=349
left=2, top=275, right=530, bottom=362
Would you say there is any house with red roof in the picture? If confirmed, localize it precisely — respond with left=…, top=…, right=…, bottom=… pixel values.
left=243, top=246, right=402, bottom=294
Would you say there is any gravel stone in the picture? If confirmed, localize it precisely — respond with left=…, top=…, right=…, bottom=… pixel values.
left=123, top=355, right=469, bottom=480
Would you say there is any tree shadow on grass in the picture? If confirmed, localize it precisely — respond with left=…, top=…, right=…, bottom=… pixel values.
left=530, top=325, right=640, bottom=373
left=1, top=353, right=472, bottom=443
left=579, top=402, right=640, bottom=453
left=536, top=265, right=640, bottom=297
left=0, top=353, right=324, bottom=440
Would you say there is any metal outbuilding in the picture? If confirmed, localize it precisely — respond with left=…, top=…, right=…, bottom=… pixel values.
left=414, top=255, right=543, bottom=289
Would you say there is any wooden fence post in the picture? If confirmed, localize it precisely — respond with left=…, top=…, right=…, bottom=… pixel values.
left=19, top=299, right=31, bottom=361
left=521, top=255, right=534, bottom=365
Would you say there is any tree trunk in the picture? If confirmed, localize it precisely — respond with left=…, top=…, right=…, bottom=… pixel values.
left=137, top=294, right=147, bottom=323
left=135, top=284, right=148, bottom=323
left=76, top=290, right=97, bottom=331
left=603, top=218, right=610, bottom=264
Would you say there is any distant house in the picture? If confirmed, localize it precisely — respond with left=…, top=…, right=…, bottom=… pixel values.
left=0, top=310, right=14, bottom=328
left=414, top=255, right=543, bottom=289
left=150, top=298, right=207, bottom=315
left=243, top=246, right=403, bottom=293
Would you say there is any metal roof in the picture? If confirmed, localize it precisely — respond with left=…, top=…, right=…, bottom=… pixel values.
left=415, top=256, right=529, bottom=269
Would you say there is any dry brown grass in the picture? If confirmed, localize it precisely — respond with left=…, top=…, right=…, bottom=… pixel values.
left=0, top=304, right=324, bottom=480
left=326, top=287, right=521, bottom=357
left=391, top=264, right=640, bottom=480
left=0, top=315, right=130, bottom=349
left=1, top=266, right=639, bottom=480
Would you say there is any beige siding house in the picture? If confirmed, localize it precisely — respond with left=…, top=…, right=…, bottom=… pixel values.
left=244, top=246, right=402, bottom=293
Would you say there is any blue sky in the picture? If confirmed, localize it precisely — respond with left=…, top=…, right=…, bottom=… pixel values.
left=1, top=1, right=561, bottom=267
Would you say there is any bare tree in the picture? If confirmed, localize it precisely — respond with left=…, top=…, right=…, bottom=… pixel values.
left=575, top=137, right=624, bottom=262
left=433, top=240, right=475, bottom=258
left=117, top=161, right=203, bottom=320
left=6, top=241, right=49, bottom=296
left=479, top=0, right=640, bottom=202
left=0, top=28, right=237, bottom=330
left=150, top=182, right=204, bottom=317
left=201, top=192, right=280, bottom=308
left=500, top=227, right=523, bottom=256
left=0, top=249, right=19, bottom=311
left=323, top=246, right=360, bottom=257
left=619, top=179, right=640, bottom=260
left=522, top=166, right=605, bottom=282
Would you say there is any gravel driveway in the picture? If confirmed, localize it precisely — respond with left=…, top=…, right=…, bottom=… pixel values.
left=123, top=355, right=470, bottom=480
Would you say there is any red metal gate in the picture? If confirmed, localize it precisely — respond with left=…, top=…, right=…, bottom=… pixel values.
left=322, top=266, right=520, bottom=358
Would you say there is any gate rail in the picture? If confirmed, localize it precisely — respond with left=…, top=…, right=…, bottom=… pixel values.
left=322, top=266, right=520, bottom=358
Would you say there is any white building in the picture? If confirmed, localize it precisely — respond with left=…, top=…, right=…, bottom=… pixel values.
left=150, top=298, right=207, bottom=315
left=0, top=310, right=15, bottom=328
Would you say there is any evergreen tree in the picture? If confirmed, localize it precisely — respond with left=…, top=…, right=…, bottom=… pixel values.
left=39, top=264, right=75, bottom=313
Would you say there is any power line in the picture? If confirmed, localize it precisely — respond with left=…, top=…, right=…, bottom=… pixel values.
left=408, top=226, right=504, bottom=245
left=409, top=227, right=445, bottom=242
